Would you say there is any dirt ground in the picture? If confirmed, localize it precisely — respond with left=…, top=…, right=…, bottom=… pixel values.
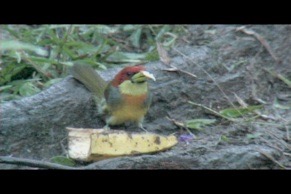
left=1, top=25, right=291, bottom=169
left=171, top=25, right=291, bottom=169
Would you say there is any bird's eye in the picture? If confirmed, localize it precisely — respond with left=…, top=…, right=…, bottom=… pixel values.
left=126, top=72, right=134, bottom=76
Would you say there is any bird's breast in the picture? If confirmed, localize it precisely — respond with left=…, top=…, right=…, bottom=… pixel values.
left=110, top=94, right=148, bottom=123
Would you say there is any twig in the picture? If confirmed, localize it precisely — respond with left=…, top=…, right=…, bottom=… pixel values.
left=156, top=42, right=171, bottom=64
left=260, top=137, right=284, bottom=153
left=256, top=114, right=277, bottom=121
left=166, top=116, right=196, bottom=137
left=233, top=92, right=248, bottom=107
left=173, top=47, right=246, bottom=120
left=0, top=156, right=77, bottom=169
left=236, top=26, right=279, bottom=63
left=286, top=125, right=290, bottom=141
left=247, top=48, right=268, bottom=105
left=187, top=101, right=236, bottom=122
left=162, top=66, right=197, bottom=79
left=283, top=152, right=291, bottom=157
left=56, top=25, right=74, bottom=61
left=0, top=156, right=106, bottom=169
left=265, top=129, right=289, bottom=150
left=264, top=68, right=291, bottom=88
left=234, top=92, right=277, bottom=121
left=157, top=42, right=197, bottom=78
left=251, top=88, right=267, bottom=105
left=20, top=52, right=51, bottom=79
left=257, top=149, right=288, bottom=169
left=60, top=137, right=68, bottom=156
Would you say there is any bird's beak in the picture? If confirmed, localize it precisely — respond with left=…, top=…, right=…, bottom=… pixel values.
left=131, top=71, right=156, bottom=83
left=140, top=71, right=156, bottom=81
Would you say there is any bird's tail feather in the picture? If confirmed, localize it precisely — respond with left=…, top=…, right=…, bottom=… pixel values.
left=71, top=64, right=107, bottom=101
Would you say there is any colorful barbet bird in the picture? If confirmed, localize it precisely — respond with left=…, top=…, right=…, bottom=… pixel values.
left=71, top=64, right=156, bottom=131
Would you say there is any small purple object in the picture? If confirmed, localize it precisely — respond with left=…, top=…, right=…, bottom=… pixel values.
left=179, top=134, right=194, bottom=143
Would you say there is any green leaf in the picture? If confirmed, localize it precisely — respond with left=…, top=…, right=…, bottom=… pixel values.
left=0, top=85, right=13, bottom=92
left=186, top=119, right=216, bottom=130
left=219, top=105, right=263, bottom=118
left=1, top=25, right=20, bottom=39
left=15, top=51, right=22, bottom=63
left=73, top=58, right=99, bottom=66
left=62, top=46, right=78, bottom=58
left=145, top=50, right=159, bottom=61
left=130, top=28, right=142, bottom=48
left=277, top=74, right=291, bottom=87
left=36, top=25, right=50, bottom=43
left=163, top=36, right=177, bottom=47
left=95, top=62, right=107, bottom=70
left=155, top=25, right=171, bottom=41
left=59, top=61, right=74, bottom=67
left=221, top=135, right=229, bottom=142
left=94, top=39, right=109, bottom=56
left=50, top=156, right=76, bottom=167
left=265, top=69, right=291, bottom=88
left=0, top=40, right=48, bottom=56
left=0, top=92, right=20, bottom=103
left=27, top=56, right=74, bottom=68
left=19, top=82, right=41, bottom=96
left=44, top=78, right=62, bottom=88
left=94, top=25, right=118, bottom=34
left=246, top=133, right=262, bottom=139
left=106, top=52, right=147, bottom=63
left=0, top=64, right=27, bottom=85
left=123, top=25, right=139, bottom=31
left=274, top=98, right=291, bottom=110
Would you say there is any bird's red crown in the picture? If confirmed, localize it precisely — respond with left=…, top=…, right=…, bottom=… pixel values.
left=111, top=65, right=145, bottom=87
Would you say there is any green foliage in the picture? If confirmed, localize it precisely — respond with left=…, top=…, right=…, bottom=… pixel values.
left=246, top=132, right=262, bottom=139
left=220, top=135, right=229, bottom=142
left=0, top=63, right=27, bottom=85
left=277, top=74, right=291, bottom=87
left=0, top=40, right=48, bottom=56
left=219, top=105, right=263, bottom=118
left=50, top=156, right=76, bottom=167
left=19, top=82, right=41, bottom=96
left=273, top=98, right=291, bottom=110
left=185, top=119, right=216, bottom=130
left=145, top=50, right=160, bottom=62
left=0, top=25, right=186, bottom=102
left=265, top=68, right=291, bottom=87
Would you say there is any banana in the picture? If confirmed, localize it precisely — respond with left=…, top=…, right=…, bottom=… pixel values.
left=67, top=128, right=177, bottom=161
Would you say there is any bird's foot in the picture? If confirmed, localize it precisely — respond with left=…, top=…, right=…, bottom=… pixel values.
left=103, top=124, right=111, bottom=130
left=138, top=124, right=149, bottom=133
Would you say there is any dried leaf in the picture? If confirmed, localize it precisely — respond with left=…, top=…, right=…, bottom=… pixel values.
left=156, top=42, right=171, bottom=64
left=236, top=26, right=279, bottom=62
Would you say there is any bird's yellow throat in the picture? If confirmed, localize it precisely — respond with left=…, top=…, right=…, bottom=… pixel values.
left=119, top=80, right=148, bottom=95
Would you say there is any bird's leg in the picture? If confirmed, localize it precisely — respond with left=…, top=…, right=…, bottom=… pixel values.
left=137, top=117, right=148, bottom=133
left=103, top=123, right=111, bottom=130
left=104, top=115, right=120, bottom=130
left=139, top=124, right=149, bottom=133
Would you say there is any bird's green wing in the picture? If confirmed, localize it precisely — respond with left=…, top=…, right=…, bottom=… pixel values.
left=104, top=83, right=123, bottom=111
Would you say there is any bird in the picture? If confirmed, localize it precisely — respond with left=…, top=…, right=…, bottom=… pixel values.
left=71, top=64, right=156, bottom=131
